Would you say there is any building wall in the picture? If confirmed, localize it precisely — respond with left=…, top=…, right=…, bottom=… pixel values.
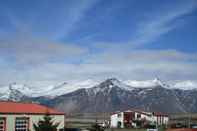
left=134, top=112, right=154, bottom=121
left=0, top=114, right=64, bottom=131
left=153, top=116, right=169, bottom=125
left=110, top=111, right=169, bottom=128
left=111, top=112, right=124, bottom=128
left=163, top=116, right=169, bottom=125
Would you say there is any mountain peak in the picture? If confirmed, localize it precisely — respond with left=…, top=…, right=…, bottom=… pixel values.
left=152, top=77, right=170, bottom=88
left=105, top=78, right=120, bottom=84
left=93, top=78, right=133, bottom=92
left=153, top=77, right=160, bottom=82
left=99, top=78, right=122, bottom=87
left=52, top=82, right=68, bottom=89
left=153, top=77, right=163, bottom=86
left=9, top=83, right=30, bottom=91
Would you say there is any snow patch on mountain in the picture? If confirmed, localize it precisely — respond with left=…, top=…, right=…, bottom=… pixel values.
left=0, top=83, right=29, bottom=101
left=123, top=78, right=168, bottom=88
left=9, top=83, right=34, bottom=95
left=169, top=80, right=197, bottom=90
left=124, top=78, right=197, bottom=90
left=43, top=79, right=98, bottom=97
left=106, top=78, right=134, bottom=91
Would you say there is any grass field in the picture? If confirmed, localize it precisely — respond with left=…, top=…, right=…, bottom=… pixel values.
left=65, top=118, right=147, bottom=131
left=65, top=112, right=197, bottom=131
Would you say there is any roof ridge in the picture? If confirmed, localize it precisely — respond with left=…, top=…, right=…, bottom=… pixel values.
left=0, top=101, right=65, bottom=115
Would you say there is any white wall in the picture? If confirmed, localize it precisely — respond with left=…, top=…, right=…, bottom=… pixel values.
left=141, top=114, right=153, bottom=122
left=153, top=116, right=169, bottom=125
left=0, top=114, right=64, bottom=131
left=110, top=112, right=124, bottom=128
left=134, top=112, right=154, bottom=122
left=135, top=112, right=169, bottom=125
left=110, top=111, right=169, bottom=128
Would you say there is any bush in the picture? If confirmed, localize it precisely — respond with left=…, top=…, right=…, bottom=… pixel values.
left=33, top=114, right=60, bottom=131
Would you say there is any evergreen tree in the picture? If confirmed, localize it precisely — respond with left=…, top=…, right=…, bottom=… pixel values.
left=33, top=114, right=60, bottom=131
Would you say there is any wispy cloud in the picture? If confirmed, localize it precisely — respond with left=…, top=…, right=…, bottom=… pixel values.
left=0, top=33, right=87, bottom=65
left=0, top=0, right=100, bottom=40
left=131, top=0, right=197, bottom=46
left=0, top=0, right=197, bottom=85
left=0, top=49, right=197, bottom=85
left=53, top=0, right=99, bottom=40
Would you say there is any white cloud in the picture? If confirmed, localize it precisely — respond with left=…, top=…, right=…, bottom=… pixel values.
left=0, top=49, right=197, bottom=85
left=52, top=0, right=100, bottom=40
left=0, top=0, right=197, bottom=86
left=0, top=34, right=87, bottom=64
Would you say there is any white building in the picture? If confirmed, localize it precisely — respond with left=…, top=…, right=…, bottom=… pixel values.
left=152, top=112, right=169, bottom=126
left=110, top=109, right=168, bottom=128
left=0, top=101, right=65, bottom=131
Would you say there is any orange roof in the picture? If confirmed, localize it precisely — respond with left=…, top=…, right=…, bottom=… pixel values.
left=0, top=101, right=64, bottom=115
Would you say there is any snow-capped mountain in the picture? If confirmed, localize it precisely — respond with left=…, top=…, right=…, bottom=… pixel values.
left=168, top=80, right=197, bottom=90
left=123, top=78, right=197, bottom=90
left=0, top=80, right=98, bottom=100
left=85, top=78, right=134, bottom=95
left=1, top=78, right=197, bottom=100
left=1, top=78, right=197, bottom=113
left=48, top=78, right=193, bottom=113
left=0, top=83, right=29, bottom=101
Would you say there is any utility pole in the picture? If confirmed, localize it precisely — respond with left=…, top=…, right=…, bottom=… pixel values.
left=188, top=114, right=191, bottom=128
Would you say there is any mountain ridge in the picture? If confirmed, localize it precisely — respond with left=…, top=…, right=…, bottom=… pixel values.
left=1, top=78, right=197, bottom=114
left=1, top=78, right=197, bottom=100
left=43, top=78, right=197, bottom=114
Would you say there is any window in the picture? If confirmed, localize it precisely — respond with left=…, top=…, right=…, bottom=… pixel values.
left=117, top=113, right=121, bottom=117
left=137, top=114, right=141, bottom=118
left=0, top=117, right=6, bottom=131
left=117, top=121, right=121, bottom=128
left=15, top=117, right=29, bottom=131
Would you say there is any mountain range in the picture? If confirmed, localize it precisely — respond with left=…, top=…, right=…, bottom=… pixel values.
left=0, top=78, right=197, bottom=114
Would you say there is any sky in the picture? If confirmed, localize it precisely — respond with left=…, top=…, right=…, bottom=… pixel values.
left=0, top=0, right=197, bottom=86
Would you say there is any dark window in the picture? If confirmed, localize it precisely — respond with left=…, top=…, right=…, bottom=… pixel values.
left=137, top=114, right=141, bottom=118
left=15, top=117, right=29, bottom=131
left=117, top=121, right=121, bottom=128
left=117, top=113, right=121, bottom=117
left=0, top=117, right=6, bottom=131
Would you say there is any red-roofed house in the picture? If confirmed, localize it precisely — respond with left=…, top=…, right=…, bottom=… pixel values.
left=0, top=101, right=65, bottom=131
left=110, top=109, right=168, bottom=128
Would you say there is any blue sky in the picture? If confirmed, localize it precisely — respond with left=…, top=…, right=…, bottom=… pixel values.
left=0, top=0, right=197, bottom=85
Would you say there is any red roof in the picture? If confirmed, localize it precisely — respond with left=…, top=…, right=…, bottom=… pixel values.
left=0, top=101, right=64, bottom=115
left=153, top=112, right=168, bottom=117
